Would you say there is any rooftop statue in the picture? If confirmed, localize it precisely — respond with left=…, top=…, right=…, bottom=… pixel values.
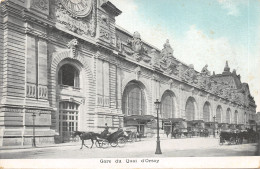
left=201, top=64, right=211, bottom=76
left=160, top=39, right=177, bottom=75
left=161, top=39, right=174, bottom=61
left=127, top=31, right=148, bottom=61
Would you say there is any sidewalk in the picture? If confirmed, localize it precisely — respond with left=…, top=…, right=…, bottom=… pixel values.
left=0, top=136, right=219, bottom=151
left=0, top=142, right=79, bottom=151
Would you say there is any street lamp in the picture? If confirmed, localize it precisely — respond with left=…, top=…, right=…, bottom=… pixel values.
left=213, top=115, right=216, bottom=138
left=32, top=111, right=41, bottom=147
left=32, top=112, right=36, bottom=147
left=154, top=99, right=162, bottom=154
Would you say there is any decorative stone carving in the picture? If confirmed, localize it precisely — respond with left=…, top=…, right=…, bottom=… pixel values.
left=151, top=49, right=160, bottom=68
left=198, top=75, right=211, bottom=90
left=25, top=27, right=47, bottom=40
left=116, top=36, right=123, bottom=52
left=38, top=86, right=48, bottom=99
left=181, top=64, right=198, bottom=84
left=176, top=63, right=184, bottom=77
left=126, top=31, right=148, bottom=62
left=55, top=0, right=97, bottom=37
left=31, top=0, right=49, bottom=14
left=161, top=39, right=174, bottom=61
left=60, top=0, right=93, bottom=18
left=100, top=28, right=111, bottom=43
left=67, top=39, right=78, bottom=58
left=160, top=40, right=177, bottom=75
left=152, top=74, right=160, bottom=82
left=134, top=66, right=141, bottom=80
left=27, top=84, right=36, bottom=98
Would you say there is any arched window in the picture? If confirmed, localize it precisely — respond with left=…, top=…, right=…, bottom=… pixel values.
left=58, top=64, right=80, bottom=88
left=234, top=110, right=238, bottom=124
left=216, top=106, right=222, bottom=123
left=226, top=108, right=231, bottom=123
left=203, top=102, right=211, bottom=122
left=185, top=97, right=196, bottom=121
left=161, top=91, right=175, bottom=119
left=122, top=83, right=146, bottom=116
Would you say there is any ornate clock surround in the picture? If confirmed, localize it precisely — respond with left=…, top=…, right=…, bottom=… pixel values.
left=60, top=0, right=93, bottom=18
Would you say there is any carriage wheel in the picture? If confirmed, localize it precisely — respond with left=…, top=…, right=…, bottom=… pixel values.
left=101, top=140, right=109, bottom=148
left=95, top=140, right=102, bottom=148
left=110, top=141, right=118, bottom=147
left=118, top=137, right=126, bottom=147
left=219, top=137, right=224, bottom=145
left=228, top=137, right=235, bottom=145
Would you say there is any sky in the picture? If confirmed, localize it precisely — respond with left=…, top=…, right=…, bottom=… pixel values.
left=110, top=0, right=260, bottom=112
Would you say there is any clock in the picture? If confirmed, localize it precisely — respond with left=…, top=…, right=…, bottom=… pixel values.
left=60, top=0, right=93, bottom=18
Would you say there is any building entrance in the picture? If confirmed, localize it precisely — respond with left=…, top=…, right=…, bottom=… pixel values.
left=59, top=102, right=79, bottom=142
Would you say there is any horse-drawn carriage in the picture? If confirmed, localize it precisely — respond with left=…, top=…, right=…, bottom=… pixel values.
left=95, top=129, right=127, bottom=148
left=72, top=129, right=128, bottom=149
left=219, top=128, right=259, bottom=145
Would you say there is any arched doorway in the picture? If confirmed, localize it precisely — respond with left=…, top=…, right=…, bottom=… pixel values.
left=185, top=97, right=196, bottom=121
left=216, top=105, right=222, bottom=123
left=122, top=81, right=147, bottom=135
left=203, top=102, right=211, bottom=122
left=161, top=91, right=176, bottom=119
left=59, top=101, right=79, bottom=142
left=226, top=108, right=231, bottom=123
left=57, top=63, right=82, bottom=142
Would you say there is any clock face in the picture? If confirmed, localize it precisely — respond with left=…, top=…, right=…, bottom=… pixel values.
left=60, top=0, right=93, bottom=18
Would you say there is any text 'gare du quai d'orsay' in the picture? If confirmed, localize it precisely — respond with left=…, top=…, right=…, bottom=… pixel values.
left=0, top=0, right=257, bottom=146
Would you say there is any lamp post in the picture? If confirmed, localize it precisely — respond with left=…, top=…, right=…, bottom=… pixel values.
left=32, top=112, right=36, bottom=147
left=213, top=115, right=216, bottom=138
left=154, top=99, right=162, bottom=154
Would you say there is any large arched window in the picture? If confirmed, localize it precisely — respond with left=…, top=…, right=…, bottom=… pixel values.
left=226, top=108, right=231, bottom=123
left=185, top=97, right=196, bottom=121
left=216, top=105, right=222, bottom=123
left=122, top=82, right=146, bottom=116
left=234, top=110, right=238, bottom=124
left=58, top=64, right=80, bottom=88
left=161, top=91, right=175, bottom=119
left=203, top=102, right=211, bottom=122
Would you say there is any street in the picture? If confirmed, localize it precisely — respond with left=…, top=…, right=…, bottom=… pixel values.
left=0, top=137, right=258, bottom=159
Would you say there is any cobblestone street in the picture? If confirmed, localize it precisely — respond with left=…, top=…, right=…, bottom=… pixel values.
left=0, top=137, right=258, bottom=159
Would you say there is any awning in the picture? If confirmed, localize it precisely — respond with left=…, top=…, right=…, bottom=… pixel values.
left=249, top=120, right=256, bottom=125
left=162, top=118, right=185, bottom=123
left=236, top=124, right=245, bottom=130
left=229, top=124, right=237, bottom=130
left=124, top=115, right=155, bottom=122
left=219, top=123, right=229, bottom=130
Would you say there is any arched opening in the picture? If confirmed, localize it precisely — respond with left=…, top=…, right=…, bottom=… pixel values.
left=59, top=101, right=79, bottom=142
left=203, top=102, right=211, bottom=122
left=216, top=105, right=222, bottom=123
left=58, top=64, right=80, bottom=88
left=234, top=110, right=238, bottom=124
left=226, top=108, right=231, bottom=123
left=185, top=97, right=196, bottom=121
left=161, top=91, right=176, bottom=119
left=122, top=81, right=146, bottom=116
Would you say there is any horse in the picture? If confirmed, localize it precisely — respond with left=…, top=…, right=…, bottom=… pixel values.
left=72, top=131, right=101, bottom=149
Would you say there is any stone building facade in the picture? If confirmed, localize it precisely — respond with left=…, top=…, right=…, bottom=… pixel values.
left=0, top=0, right=257, bottom=146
